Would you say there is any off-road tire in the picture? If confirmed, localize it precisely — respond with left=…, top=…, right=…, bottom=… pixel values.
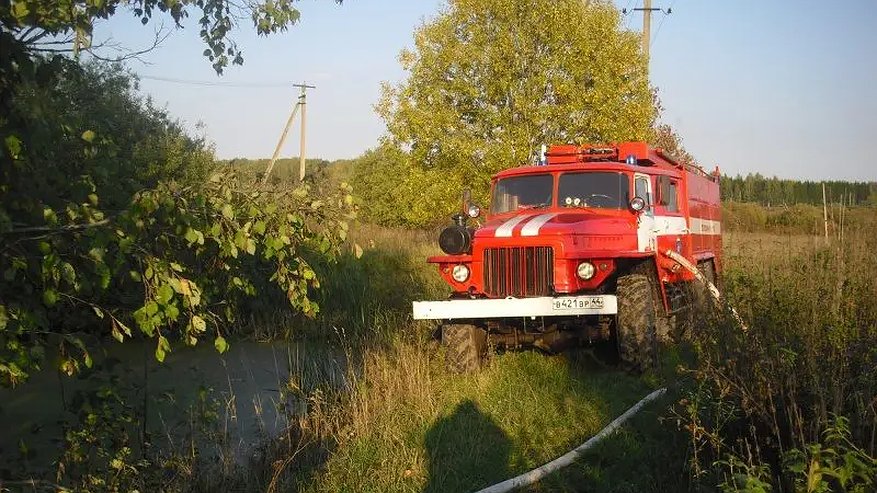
left=699, top=260, right=719, bottom=291
left=679, top=259, right=719, bottom=340
left=691, top=259, right=718, bottom=312
left=616, top=273, right=658, bottom=372
left=442, top=324, right=487, bottom=373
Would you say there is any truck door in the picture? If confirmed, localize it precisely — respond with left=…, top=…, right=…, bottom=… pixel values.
left=634, top=173, right=656, bottom=252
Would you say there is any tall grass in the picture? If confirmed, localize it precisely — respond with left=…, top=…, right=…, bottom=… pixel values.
left=680, top=212, right=877, bottom=490
left=241, top=223, right=683, bottom=493
left=10, top=205, right=875, bottom=492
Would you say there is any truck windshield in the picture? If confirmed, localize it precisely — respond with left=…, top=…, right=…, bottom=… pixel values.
left=558, top=172, right=630, bottom=209
left=491, top=174, right=553, bottom=214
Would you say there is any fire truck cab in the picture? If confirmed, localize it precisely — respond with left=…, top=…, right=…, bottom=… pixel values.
left=412, top=142, right=722, bottom=372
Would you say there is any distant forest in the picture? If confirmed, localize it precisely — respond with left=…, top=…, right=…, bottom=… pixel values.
left=721, top=174, right=876, bottom=206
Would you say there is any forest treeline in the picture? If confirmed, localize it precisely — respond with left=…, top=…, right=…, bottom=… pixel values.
left=721, top=173, right=876, bottom=206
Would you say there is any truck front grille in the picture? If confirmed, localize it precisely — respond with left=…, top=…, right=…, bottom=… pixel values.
left=483, top=246, right=553, bottom=298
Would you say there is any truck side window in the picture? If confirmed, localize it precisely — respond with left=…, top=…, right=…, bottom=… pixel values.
left=635, top=177, right=650, bottom=206
left=666, top=181, right=679, bottom=212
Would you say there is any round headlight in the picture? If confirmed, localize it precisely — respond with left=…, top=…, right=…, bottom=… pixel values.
left=576, top=261, right=596, bottom=280
left=467, top=204, right=481, bottom=218
left=451, top=264, right=470, bottom=282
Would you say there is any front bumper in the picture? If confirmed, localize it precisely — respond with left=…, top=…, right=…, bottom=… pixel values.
left=412, top=295, right=617, bottom=320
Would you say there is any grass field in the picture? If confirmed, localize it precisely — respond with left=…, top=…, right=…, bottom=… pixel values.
left=271, top=217, right=875, bottom=492
left=249, top=226, right=690, bottom=493
left=7, top=216, right=872, bottom=492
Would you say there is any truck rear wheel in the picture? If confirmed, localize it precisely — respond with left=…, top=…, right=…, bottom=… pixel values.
left=616, top=273, right=658, bottom=372
left=442, top=324, right=487, bottom=373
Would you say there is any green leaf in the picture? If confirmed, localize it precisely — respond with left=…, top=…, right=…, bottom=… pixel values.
left=111, top=323, right=124, bottom=342
left=60, top=262, right=76, bottom=284
left=144, top=301, right=159, bottom=316
left=81, top=130, right=96, bottom=143
left=4, top=135, right=22, bottom=159
left=43, top=289, right=58, bottom=307
left=185, top=228, right=205, bottom=246
left=155, top=336, right=170, bottom=363
left=221, top=204, right=234, bottom=220
left=156, top=284, right=174, bottom=305
left=43, top=207, right=58, bottom=225
left=214, top=335, right=228, bottom=354
left=191, top=315, right=207, bottom=333
left=165, top=303, right=180, bottom=321
left=92, top=306, right=104, bottom=319
left=116, top=319, right=132, bottom=337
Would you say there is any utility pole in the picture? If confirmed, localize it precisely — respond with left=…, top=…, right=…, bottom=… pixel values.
left=294, top=83, right=315, bottom=181
left=822, top=183, right=829, bottom=240
left=262, top=82, right=315, bottom=185
left=263, top=99, right=301, bottom=185
left=623, top=2, right=671, bottom=63
left=642, top=0, right=652, bottom=60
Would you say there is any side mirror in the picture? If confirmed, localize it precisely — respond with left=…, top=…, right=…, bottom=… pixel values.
left=629, top=196, right=646, bottom=213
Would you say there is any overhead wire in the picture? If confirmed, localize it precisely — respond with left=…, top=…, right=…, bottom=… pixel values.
left=621, top=0, right=635, bottom=29
left=137, top=74, right=295, bottom=88
left=650, top=0, right=676, bottom=48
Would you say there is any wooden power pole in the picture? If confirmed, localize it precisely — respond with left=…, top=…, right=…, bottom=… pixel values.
left=262, top=82, right=315, bottom=185
left=294, top=83, right=315, bottom=181
left=822, top=183, right=829, bottom=240
left=642, top=0, right=652, bottom=60
left=624, top=2, right=670, bottom=63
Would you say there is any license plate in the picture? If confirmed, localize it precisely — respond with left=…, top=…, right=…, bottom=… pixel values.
left=552, top=296, right=605, bottom=311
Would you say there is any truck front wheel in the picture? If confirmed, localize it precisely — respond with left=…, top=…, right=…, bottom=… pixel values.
left=616, top=273, right=658, bottom=372
left=442, top=323, right=487, bottom=373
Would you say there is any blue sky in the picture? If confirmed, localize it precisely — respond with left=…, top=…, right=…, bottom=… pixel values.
left=95, top=0, right=877, bottom=181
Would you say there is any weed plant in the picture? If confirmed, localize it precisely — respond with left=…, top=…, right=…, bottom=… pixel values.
left=679, top=212, right=877, bottom=490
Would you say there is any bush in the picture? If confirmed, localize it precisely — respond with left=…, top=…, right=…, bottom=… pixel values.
left=0, top=59, right=356, bottom=386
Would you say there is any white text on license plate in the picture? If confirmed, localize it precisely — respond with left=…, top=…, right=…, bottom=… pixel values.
left=552, top=297, right=604, bottom=310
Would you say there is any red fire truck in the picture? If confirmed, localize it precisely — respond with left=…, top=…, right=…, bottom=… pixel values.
left=412, top=142, right=722, bottom=372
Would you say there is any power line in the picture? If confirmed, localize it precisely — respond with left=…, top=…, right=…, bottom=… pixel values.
left=622, top=1, right=672, bottom=61
left=137, top=74, right=295, bottom=88
left=650, top=0, right=675, bottom=48
left=621, top=0, right=636, bottom=29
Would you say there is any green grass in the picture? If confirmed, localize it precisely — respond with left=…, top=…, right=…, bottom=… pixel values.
left=296, top=333, right=681, bottom=493
left=256, top=224, right=691, bottom=493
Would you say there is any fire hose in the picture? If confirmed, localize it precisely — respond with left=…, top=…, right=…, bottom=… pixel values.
left=662, top=249, right=748, bottom=333
left=473, top=251, right=743, bottom=493
left=473, top=387, right=667, bottom=493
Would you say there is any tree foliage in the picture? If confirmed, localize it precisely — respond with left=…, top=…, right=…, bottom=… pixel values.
left=652, top=123, right=697, bottom=167
left=0, top=60, right=355, bottom=387
left=0, top=0, right=353, bottom=387
left=2, top=0, right=335, bottom=72
left=367, top=0, right=655, bottom=226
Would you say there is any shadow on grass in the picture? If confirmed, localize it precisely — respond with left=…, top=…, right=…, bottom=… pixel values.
left=529, top=344, right=691, bottom=493
left=424, top=400, right=511, bottom=493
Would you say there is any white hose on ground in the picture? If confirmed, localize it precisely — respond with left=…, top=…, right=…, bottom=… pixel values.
left=662, top=249, right=749, bottom=333
left=472, top=387, right=667, bottom=493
